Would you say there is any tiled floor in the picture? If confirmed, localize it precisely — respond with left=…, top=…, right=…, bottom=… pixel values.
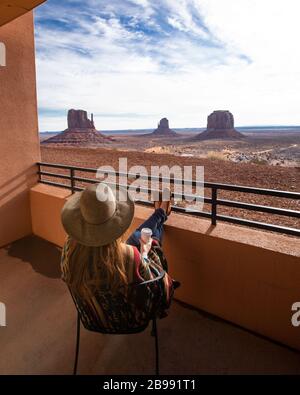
left=0, top=236, right=299, bottom=375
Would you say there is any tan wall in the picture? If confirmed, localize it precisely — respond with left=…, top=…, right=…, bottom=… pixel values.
left=30, top=184, right=300, bottom=351
left=30, top=184, right=70, bottom=247
left=0, top=12, right=40, bottom=247
left=161, top=216, right=300, bottom=352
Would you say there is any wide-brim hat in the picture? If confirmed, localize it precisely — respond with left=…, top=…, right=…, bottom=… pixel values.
left=61, top=183, right=135, bottom=247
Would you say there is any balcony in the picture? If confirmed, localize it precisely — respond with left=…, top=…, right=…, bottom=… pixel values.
left=1, top=236, right=300, bottom=375
left=1, top=161, right=300, bottom=374
left=1, top=3, right=299, bottom=376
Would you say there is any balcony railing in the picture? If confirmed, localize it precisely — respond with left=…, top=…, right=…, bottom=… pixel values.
left=37, top=162, right=300, bottom=237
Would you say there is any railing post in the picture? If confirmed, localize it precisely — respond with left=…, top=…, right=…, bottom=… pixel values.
left=37, top=163, right=41, bottom=182
left=70, top=168, right=75, bottom=194
left=211, top=187, right=218, bottom=226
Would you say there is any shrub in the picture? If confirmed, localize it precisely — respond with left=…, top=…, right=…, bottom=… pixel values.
left=206, top=151, right=228, bottom=161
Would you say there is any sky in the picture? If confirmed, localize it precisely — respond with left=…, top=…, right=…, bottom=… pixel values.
left=35, top=0, right=300, bottom=131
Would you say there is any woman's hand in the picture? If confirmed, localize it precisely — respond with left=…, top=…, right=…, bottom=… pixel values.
left=140, top=238, right=152, bottom=257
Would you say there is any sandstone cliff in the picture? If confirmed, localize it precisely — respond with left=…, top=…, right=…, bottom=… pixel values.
left=196, top=111, right=244, bottom=140
left=151, top=118, right=177, bottom=137
left=43, top=110, right=111, bottom=146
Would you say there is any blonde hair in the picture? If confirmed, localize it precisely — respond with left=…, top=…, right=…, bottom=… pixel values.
left=66, top=237, right=128, bottom=297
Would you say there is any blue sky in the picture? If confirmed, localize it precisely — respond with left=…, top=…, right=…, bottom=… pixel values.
left=34, top=0, right=300, bottom=131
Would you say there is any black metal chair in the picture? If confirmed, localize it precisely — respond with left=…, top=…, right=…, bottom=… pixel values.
left=69, top=269, right=166, bottom=376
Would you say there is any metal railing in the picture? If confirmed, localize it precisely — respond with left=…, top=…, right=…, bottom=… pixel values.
left=37, top=162, right=300, bottom=237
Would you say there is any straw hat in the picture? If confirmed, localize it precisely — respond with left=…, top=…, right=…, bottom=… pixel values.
left=61, top=183, right=135, bottom=247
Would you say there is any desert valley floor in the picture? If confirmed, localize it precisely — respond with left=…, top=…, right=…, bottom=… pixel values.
left=40, top=144, right=300, bottom=233
left=41, top=129, right=300, bottom=167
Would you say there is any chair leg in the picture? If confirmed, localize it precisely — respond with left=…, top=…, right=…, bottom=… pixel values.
left=73, top=312, right=81, bottom=375
left=151, top=318, right=160, bottom=376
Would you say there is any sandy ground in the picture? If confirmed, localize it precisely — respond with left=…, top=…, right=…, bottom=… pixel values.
left=41, top=146, right=300, bottom=231
left=41, top=130, right=300, bottom=167
left=111, top=132, right=300, bottom=167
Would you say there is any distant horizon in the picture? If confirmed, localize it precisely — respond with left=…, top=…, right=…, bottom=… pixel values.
left=39, top=125, right=300, bottom=134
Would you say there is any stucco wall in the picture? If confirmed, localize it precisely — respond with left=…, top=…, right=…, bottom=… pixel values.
left=0, top=12, right=40, bottom=247
left=30, top=184, right=300, bottom=351
left=30, top=184, right=70, bottom=247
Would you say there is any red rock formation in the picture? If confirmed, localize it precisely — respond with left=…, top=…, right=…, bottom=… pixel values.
left=151, top=118, right=177, bottom=137
left=43, top=109, right=111, bottom=146
left=196, top=111, right=244, bottom=140
left=67, top=109, right=95, bottom=130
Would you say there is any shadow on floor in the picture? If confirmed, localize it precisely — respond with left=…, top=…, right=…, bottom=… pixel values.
left=1, top=236, right=300, bottom=374
left=5, top=235, right=62, bottom=279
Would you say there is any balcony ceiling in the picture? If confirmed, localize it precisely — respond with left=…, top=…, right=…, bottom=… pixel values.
left=0, top=0, right=46, bottom=27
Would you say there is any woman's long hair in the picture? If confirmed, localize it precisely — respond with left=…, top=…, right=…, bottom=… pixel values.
left=65, top=237, right=128, bottom=297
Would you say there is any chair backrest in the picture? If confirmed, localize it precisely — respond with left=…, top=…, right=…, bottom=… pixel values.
left=68, top=269, right=166, bottom=335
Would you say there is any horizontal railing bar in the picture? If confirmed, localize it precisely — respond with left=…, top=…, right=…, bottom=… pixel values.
left=217, top=199, right=300, bottom=218
left=134, top=199, right=212, bottom=219
left=73, top=176, right=207, bottom=202
left=73, top=176, right=97, bottom=184
left=58, top=179, right=212, bottom=219
left=205, top=182, right=300, bottom=199
left=107, top=182, right=151, bottom=195
left=38, top=172, right=299, bottom=215
left=41, top=175, right=298, bottom=213
left=217, top=214, right=300, bottom=237
left=96, top=170, right=188, bottom=186
left=172, top=192, right=207, bottom=202
left=39, top=163, right=196, bottom=185
left=172, top=206, right=212, bottom=219
left=42, top=175, right=206, bottom=203
left=38, top=162, right=300, bottom=199
left=38, top=162, right=80, bottom=171
left=70, top=183, right=154, bottom=196
left=39, top=162, right=97, bottom=173
left=134, top=199, right=153, bottom=207
left=39, top=171, right=71, bottom=180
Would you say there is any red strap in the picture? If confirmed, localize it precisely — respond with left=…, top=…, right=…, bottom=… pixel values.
left=132, top=246, right=144, bottom=282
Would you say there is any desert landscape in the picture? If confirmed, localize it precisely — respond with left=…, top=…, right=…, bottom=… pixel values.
left=111, top=129, right=300, bottom=167
left=41, top=110, right=300, bottom=168
left=40, top=109, right=300, bottom=232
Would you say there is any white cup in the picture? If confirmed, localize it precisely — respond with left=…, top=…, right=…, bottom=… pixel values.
left=141, top=228, right=153, bottom=244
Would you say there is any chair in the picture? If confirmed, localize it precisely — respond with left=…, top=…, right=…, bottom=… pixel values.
left=69, top=269, right=166, bottom=376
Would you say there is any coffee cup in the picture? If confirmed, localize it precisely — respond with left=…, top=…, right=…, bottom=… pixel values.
left=141, top=228, right=153, bottom=244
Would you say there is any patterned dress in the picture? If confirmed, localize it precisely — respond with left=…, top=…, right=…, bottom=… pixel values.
left=61, top=237, right=174, bottom=333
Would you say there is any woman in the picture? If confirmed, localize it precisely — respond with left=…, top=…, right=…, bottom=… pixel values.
left=60, top=182, right=175, bottom=332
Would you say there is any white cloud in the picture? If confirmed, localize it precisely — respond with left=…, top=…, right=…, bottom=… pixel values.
left=35, top=0, right=300, bottom=131
left=129, top=0, right=150, bottom=8
left=165, top=0, right=209, bottom=39
left=167, top=17, right=187, bottom=32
